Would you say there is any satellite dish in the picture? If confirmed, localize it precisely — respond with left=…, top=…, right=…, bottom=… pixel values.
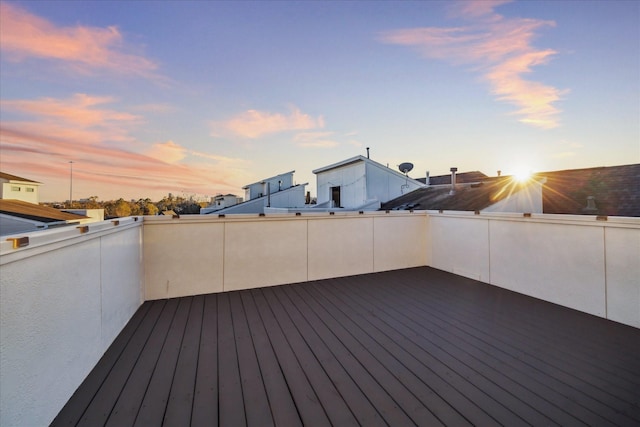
left=398, top=162, right=414, bottom=174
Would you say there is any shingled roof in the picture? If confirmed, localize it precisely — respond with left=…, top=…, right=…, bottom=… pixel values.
left=534, top=164, right=640, bottom=217
left=382, top=164, right=640, bottom=217
left=381, top=177, right=521, bottom=212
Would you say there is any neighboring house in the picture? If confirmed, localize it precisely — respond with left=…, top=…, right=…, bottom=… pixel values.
left=382, top=163, right=640, bottom=217
left=201, top=171, right=307, bottom=215
left=312, top=155, right=425, bottom=210
left=243, top=171, right=295, bottom=201
left=0, top=172, right=41, bottom=204
left=0, top=199, right=90, bottom=236
left=207, top=194, right=243, bottom=211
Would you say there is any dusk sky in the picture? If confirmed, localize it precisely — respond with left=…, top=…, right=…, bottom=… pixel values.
left=1, top=0, right=638, bottom=202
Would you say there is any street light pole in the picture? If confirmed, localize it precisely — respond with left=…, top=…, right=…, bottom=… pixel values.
left=69, top=160, right=73, bottom=206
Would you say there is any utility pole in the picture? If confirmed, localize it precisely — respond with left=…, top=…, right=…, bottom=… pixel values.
left=69, top=160, right=74, bottom=206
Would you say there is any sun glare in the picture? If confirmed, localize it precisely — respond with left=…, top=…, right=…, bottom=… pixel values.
left=512, top=167, right=533, bottom=183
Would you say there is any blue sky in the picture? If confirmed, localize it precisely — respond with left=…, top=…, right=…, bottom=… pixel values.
left=1, top=0, right=638, bottom=202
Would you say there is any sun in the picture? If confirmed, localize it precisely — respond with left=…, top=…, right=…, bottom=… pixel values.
left=512, top=167, right=533, bottom=183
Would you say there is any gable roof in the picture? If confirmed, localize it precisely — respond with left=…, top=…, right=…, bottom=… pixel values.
left=312, top=155, right=367, bottom=174
left=535, top=163, right=640, bottom=217
left=0, top=199, right=88, bottom=223
left=381, top=176, right=522, bottom=211
left=313, top=155, right=427, bottom=186
left=0, top=172, right=41, bottom=184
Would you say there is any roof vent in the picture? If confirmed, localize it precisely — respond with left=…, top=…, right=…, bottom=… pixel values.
left=582, top=196, right=598, bottom=214
left=449, top=167, right=458, bottom=195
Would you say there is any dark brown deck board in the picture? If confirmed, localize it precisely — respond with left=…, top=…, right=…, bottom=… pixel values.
left=228, top=292, right=274, bottom=427
left=240, top=291, right=302, bottom=427
left=134, top=297, right=192, bottom=426
left=388, top=275, right=640, bottom=425
left=261, top=287, right=360, bottom=426
left=191, top=294, right=218, bottom=426
left=365, top=280, right=619, bottom=426
left=53, top=267, right=640, bottom=427
left=216, top=293, right=246, bottom=427
left=163, top=295, right=205, bottom=426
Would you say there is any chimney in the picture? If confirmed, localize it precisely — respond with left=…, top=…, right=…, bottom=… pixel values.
left=366, top=147, right=370, bottom=159
left=497, top=170, right=502, bottom=177
left=449, top=167, right=458, bottom=195
left=425, top=171, right=430, bottom=186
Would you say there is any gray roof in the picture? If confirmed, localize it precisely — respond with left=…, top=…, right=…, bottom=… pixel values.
left=383, top=164, right=640, bottom=217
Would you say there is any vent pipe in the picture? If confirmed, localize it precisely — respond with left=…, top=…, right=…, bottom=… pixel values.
left=449, top=167, right=458, bottom=195
left=267, top=182, right=271, bottom=207
left=426, top=171, right=430, bottom=186
left=366, top=147, right=370, bottom=159
left=583, top=196, right=598, bottom=214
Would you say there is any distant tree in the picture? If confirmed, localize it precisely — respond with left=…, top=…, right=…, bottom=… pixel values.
left=113, top=198, right=132, bottom=217
left=145, top=202, right=159, bottom=215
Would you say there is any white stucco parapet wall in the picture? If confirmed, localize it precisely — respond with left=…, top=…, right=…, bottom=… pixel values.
left=0, top=217, right=144, bottom=427
left=426, top=210, right=640, bottom=329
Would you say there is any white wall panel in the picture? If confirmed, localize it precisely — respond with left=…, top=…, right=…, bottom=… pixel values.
left=144, top=222, right=224, bottom=298
left=490, top=220, right=605, bottom=316
left=429, top=215, right=490, bottom=281
left=308, top=217, right=374, bottom=280
left=374, top=215, right=427, bottom=271
left=224, top=219, right=308, bottom=291
left=605, top=226, right=640, bottom=328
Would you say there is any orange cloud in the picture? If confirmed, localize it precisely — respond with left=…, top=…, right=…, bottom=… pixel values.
left=215, top=106, right=324, bottom=139
left=0, top=2, right=158, bottom=77
left=0, top=95, right=246, bottom=200
left=380, top=1, right=566, bottom=128
left=2, top=94, right=140, bottom=127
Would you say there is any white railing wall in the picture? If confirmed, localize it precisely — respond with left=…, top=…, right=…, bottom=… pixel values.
left=143, top=211, right=428, bottom=298
left=0, top=218, right=143, bottom=427
left=427, top=211, right=640, bottom=329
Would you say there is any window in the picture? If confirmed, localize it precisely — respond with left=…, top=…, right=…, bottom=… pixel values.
left=11, top=186, right=20, bottom=191
left=26, top=188, right=35, bottom=192
left=331, top=186, right=341, bottom=208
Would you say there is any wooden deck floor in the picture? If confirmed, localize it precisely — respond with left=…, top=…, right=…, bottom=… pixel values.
left=52, top=267, right=640, bottom=426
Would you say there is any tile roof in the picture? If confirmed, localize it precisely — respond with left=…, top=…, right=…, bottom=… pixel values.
left=0, top=199, right=88, bottom=223
left=0, top=171, right=41, bottom=184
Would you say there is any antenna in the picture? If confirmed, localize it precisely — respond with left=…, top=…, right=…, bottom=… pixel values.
left=398, top=162, right=413, bottom=194
left=398, top=162, right=413, bottom=175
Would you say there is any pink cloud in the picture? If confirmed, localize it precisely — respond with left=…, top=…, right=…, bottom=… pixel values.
left=215, top=106, right=324, bottom=139
left=380, top=1, right=566, bottom=128
left=2, top=94, right=140, bottom=127
left=0, top=2, right=158, bottom=78
left=0, top=95, right=247, bottom=200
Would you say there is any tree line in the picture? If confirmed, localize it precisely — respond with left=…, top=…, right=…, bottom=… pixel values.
left=49, top=194, right=207, bottom=218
